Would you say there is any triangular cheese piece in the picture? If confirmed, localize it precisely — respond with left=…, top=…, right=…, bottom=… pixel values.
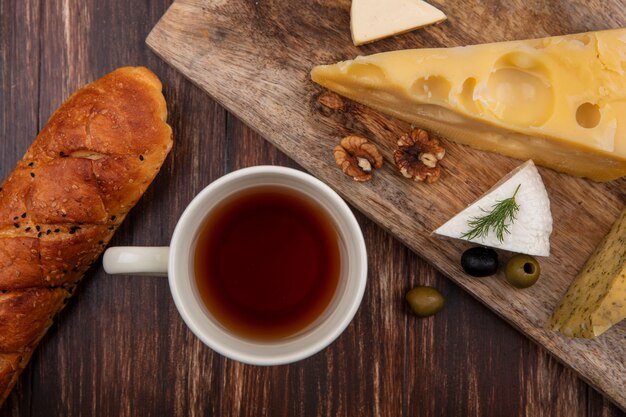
left=350, top=0, right=446, bottom=46
left=433, top=160, right=553, bottom=256
left=547, top=208, right=626, bottom=338
left=311, top=29, right=626, bottom=181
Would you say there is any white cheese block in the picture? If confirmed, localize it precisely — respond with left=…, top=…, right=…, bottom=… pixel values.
left=433, top=160, right=553, bottom=256
left=350, top=0, right=446, bottom=46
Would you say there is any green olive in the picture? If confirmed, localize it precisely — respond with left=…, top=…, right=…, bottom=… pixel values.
left=505, top=254, right=541, bottom=288
left=405, top=286, right=445, bottom=317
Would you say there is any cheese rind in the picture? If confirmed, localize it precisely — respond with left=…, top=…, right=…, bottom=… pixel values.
left=434, top=160, right=553, bottom=256
left=350, top=0, right=446, bottom=46
left=311, top=29, right=626, bottom=181
left=548, top=209, right=626, bottom=338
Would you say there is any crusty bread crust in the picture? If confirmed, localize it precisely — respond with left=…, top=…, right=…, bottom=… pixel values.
left=0, top=67, right=173, bottom=406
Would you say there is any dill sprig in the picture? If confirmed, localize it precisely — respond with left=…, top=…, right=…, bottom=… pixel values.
left=461, top=184, right=521, bottom=243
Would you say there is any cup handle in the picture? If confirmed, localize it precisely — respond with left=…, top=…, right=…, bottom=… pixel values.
left=103, top=247, right=170, bottom=277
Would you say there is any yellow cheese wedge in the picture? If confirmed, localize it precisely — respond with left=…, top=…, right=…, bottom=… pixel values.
left=351, top=0, right=446, bottom=46
left=311, top=29, right=626, bottom=181
left=548, top=209, right=626, bottom=338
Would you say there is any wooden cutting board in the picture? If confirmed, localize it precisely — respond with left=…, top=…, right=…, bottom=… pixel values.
left=147, top=0, right=626, bottom=410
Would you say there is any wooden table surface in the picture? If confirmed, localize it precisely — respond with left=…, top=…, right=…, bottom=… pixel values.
left=0, top=1, right=624, bottom=416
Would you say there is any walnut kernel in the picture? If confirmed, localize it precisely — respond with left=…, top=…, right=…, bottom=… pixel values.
left=318, top=92, right=344, bottom=111
left=393, top=128, right=445, bottom=184
left=334, top=135, right=383, bottom=182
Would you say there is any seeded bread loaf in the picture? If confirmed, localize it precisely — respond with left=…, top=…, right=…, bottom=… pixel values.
left=0, top=67, right=173, bottom=405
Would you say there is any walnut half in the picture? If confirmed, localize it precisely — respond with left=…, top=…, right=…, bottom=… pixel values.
left=334, top=135, right=383, bottom=182
left=393, top=128, right=445, bottom=183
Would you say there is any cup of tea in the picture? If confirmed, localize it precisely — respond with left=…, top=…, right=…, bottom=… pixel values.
left=103, top=166, right=367, bottom=365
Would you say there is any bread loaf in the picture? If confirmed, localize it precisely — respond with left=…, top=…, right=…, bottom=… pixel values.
left=0, top=67, right=173, bottom=405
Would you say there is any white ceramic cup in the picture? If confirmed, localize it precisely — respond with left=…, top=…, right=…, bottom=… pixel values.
left=103, top=166, right=367, bottom=365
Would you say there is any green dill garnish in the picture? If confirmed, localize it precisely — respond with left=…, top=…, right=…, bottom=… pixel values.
left=462, top=184, right=521, bottom=243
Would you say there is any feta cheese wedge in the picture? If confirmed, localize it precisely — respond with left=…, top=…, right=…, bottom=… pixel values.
left=350, top=0, right=446, bottom=46
left=433, top=160, right=553, bottom=256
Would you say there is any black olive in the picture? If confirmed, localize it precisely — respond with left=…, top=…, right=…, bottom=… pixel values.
left=461, top=247, right=498, bottom=277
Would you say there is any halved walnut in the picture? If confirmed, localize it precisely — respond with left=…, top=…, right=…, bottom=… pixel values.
left=318, top=91, right=344, bottom=111
left=334, top=136, right=383, bottom=182
left=393, top=128, right=445, bottom=183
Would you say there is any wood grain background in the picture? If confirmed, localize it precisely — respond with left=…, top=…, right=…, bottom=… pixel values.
left=0, top=0, right=624, bottom=416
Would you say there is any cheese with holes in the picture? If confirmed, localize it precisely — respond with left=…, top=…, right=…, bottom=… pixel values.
left=548, top=209, right=626, bottom=338
left=351, top=0, right=446, bottom=46
left=433, top=160, right=552, bottom=256
left=311, top=28, right=626, bottom=181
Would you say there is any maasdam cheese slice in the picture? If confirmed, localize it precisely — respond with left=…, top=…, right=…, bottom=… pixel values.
left=351, top=0, right=446, bottom=46
left=433, top=160, right=553, bottom=256
left=311, top=29, right=626, bottom=181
